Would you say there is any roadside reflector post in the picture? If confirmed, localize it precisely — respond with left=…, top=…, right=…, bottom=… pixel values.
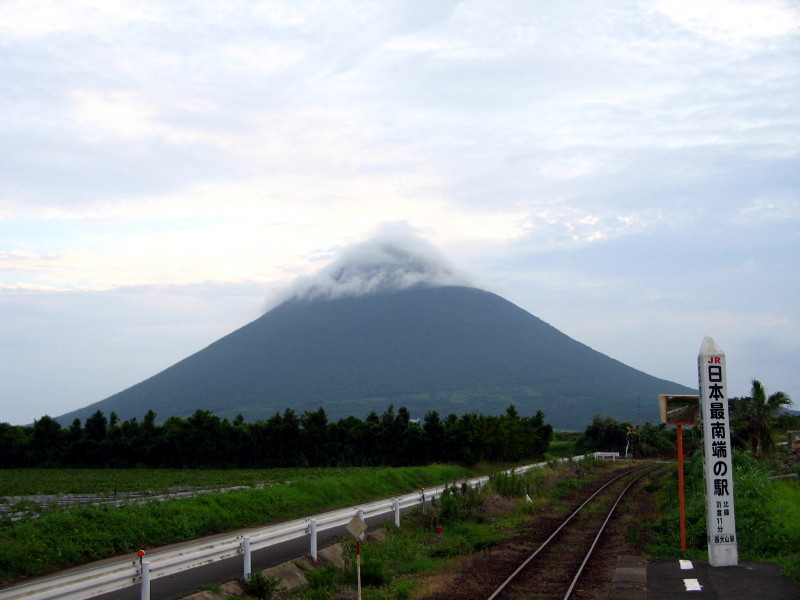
left=346, top=515, right=368, bottom=600
left=140, top=561, right=151, bottom=600
left=356, top=539, right=362, bottom=600
left=393, top=498, right=400, bottom=527
left=243, top=536, right=252, bottom=581
left=698, top=336, right=738, bottom=567
left=309, top=519, right=318, bottom=561
left=421, top=488, right=426, bottom=514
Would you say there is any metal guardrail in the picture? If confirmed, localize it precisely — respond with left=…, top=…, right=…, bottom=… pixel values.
left=0, top=454, right=598, bottom=600
left=594, top=452, right=621, bottom=461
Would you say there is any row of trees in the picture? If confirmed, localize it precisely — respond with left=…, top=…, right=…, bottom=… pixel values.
left=574, top=416, right=678, bottom=458
left=573, top=379, right=795, bottom=459
left=0, top=404, right=553, bottom=468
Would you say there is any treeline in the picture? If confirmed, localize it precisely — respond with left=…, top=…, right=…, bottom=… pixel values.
left=0, top=404, right=553, bottom=468
left=573, top=415, right=679, bottom=458
left=571, top=378, right=796, bottom=459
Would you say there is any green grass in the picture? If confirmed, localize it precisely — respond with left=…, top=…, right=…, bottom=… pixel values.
left=767, top=478, right=800, bottom=581
left=0, top=467, right=380, bottom=496
left=646, top=451, right=800, bottom=582
left=545, top=440, right=576, bottom=459
left=0, top=463, right=542, bottom=496
left=772, top=479, right=800, bottom=540
left=0, top=464, right=475, bottom=582
left=284, top=458, right=620, bottom=600
left=329, top=513, right=507, bottom=600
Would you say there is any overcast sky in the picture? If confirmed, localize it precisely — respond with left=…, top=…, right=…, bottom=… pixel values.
left=2, top=0, right=798, bottom=426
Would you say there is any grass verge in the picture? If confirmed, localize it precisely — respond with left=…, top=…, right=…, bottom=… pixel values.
left=0, top=464, right=476, bottom=583
left=283, top=456, right=617, bottom=600
left=645, top=450, right=800, bottom=582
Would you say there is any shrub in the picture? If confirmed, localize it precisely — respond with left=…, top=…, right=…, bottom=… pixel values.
left=489, top=471, right=525, bottom=498
left=429, top=523, right=502, bottom=557
left=305, top=564, right=339, bottom=592
left=646, top=449, right=793, bottom=561
left=343, top=551, right=392, bottom=588
left=241, top=571, right=283, bottom=599
left=392, top=580, right=413, bottom=599
left=381, top=527, right=433, bottom=574
left=430, top=483, right=484, bottom=525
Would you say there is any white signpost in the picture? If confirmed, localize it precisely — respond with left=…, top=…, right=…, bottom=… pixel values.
left=698, top=336, right=738, bottom=567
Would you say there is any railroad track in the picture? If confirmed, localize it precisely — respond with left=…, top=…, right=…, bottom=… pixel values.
left=484, top=464, right=657, bottom=600
left=431, top=463, right=659, bottom=600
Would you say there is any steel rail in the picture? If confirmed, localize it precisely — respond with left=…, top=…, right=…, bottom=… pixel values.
left=486, top=464, right=651, bottom=600
left=562, top=466, right=656, bottom=600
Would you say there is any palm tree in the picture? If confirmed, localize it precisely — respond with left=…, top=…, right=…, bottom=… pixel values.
left=739, top=379, right=792, bottom=456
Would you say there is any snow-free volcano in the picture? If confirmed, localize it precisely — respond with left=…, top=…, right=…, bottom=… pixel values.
left=56, top=278, right=696, bottom=430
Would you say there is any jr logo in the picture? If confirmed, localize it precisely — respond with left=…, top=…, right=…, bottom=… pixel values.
left=708, top=357, right=721, bottom=364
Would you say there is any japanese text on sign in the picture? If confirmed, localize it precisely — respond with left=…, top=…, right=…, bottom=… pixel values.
left=698, top=336, right=738, bottom=566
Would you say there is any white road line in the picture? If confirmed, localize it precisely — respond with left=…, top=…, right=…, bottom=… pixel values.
left=679, top=559, right=694, bottom=570
left=684, top=578, right=703, bottom=591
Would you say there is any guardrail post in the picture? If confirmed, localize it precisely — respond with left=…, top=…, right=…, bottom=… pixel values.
left=393, top=498, right=400, bottom=527
left=421, top=488, right=427, bottom=514
left=140, top=561, right=151, bottom=600
left=243, top=536, right=252, bottom=581
left=309, top=519, right=318, bottom=561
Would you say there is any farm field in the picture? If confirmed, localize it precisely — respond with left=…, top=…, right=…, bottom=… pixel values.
left=0, top=463, right=495, bottom=583
left=0, top=466, right=385, bottom=496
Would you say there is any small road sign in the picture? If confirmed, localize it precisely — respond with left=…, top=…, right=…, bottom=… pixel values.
left=346, top=515, right=367, bottom=539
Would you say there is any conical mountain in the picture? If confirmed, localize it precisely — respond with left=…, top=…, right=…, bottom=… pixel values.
left=56, top=284, right=695, bottom=430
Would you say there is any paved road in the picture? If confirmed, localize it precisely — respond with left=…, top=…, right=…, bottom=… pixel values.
left=89, top=512, right=397, bottom=600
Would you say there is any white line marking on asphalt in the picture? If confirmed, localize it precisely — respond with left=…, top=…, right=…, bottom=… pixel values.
left=680, top=560, right=694, bottom=570
left=684, top=578, right=703, bottom=591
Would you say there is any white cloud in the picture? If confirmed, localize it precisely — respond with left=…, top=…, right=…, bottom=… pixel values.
left=0, top=0, right=160, bottom=39
left=654, top=0, right=799, bottom=47
left=734, top=197, right=800, bottom=225
left=537, top=155, right=601, bottom=180
left=69, top=90, right=228, bottom=145
left=5, top=159, right=688, bottom=291
left=70, top=90, right=160, bottom=143
left=0, top=183, right=539, bottom=291
left=271, top=224, right=474, bottom=306
left=221, top=43, right=305, bottom=73
left=250, top=1, right=316, bottom=27
left=1, top=0, right=798, bottom=424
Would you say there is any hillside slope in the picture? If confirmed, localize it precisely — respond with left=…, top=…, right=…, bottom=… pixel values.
left=56, top=286, right=695, bottom=429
